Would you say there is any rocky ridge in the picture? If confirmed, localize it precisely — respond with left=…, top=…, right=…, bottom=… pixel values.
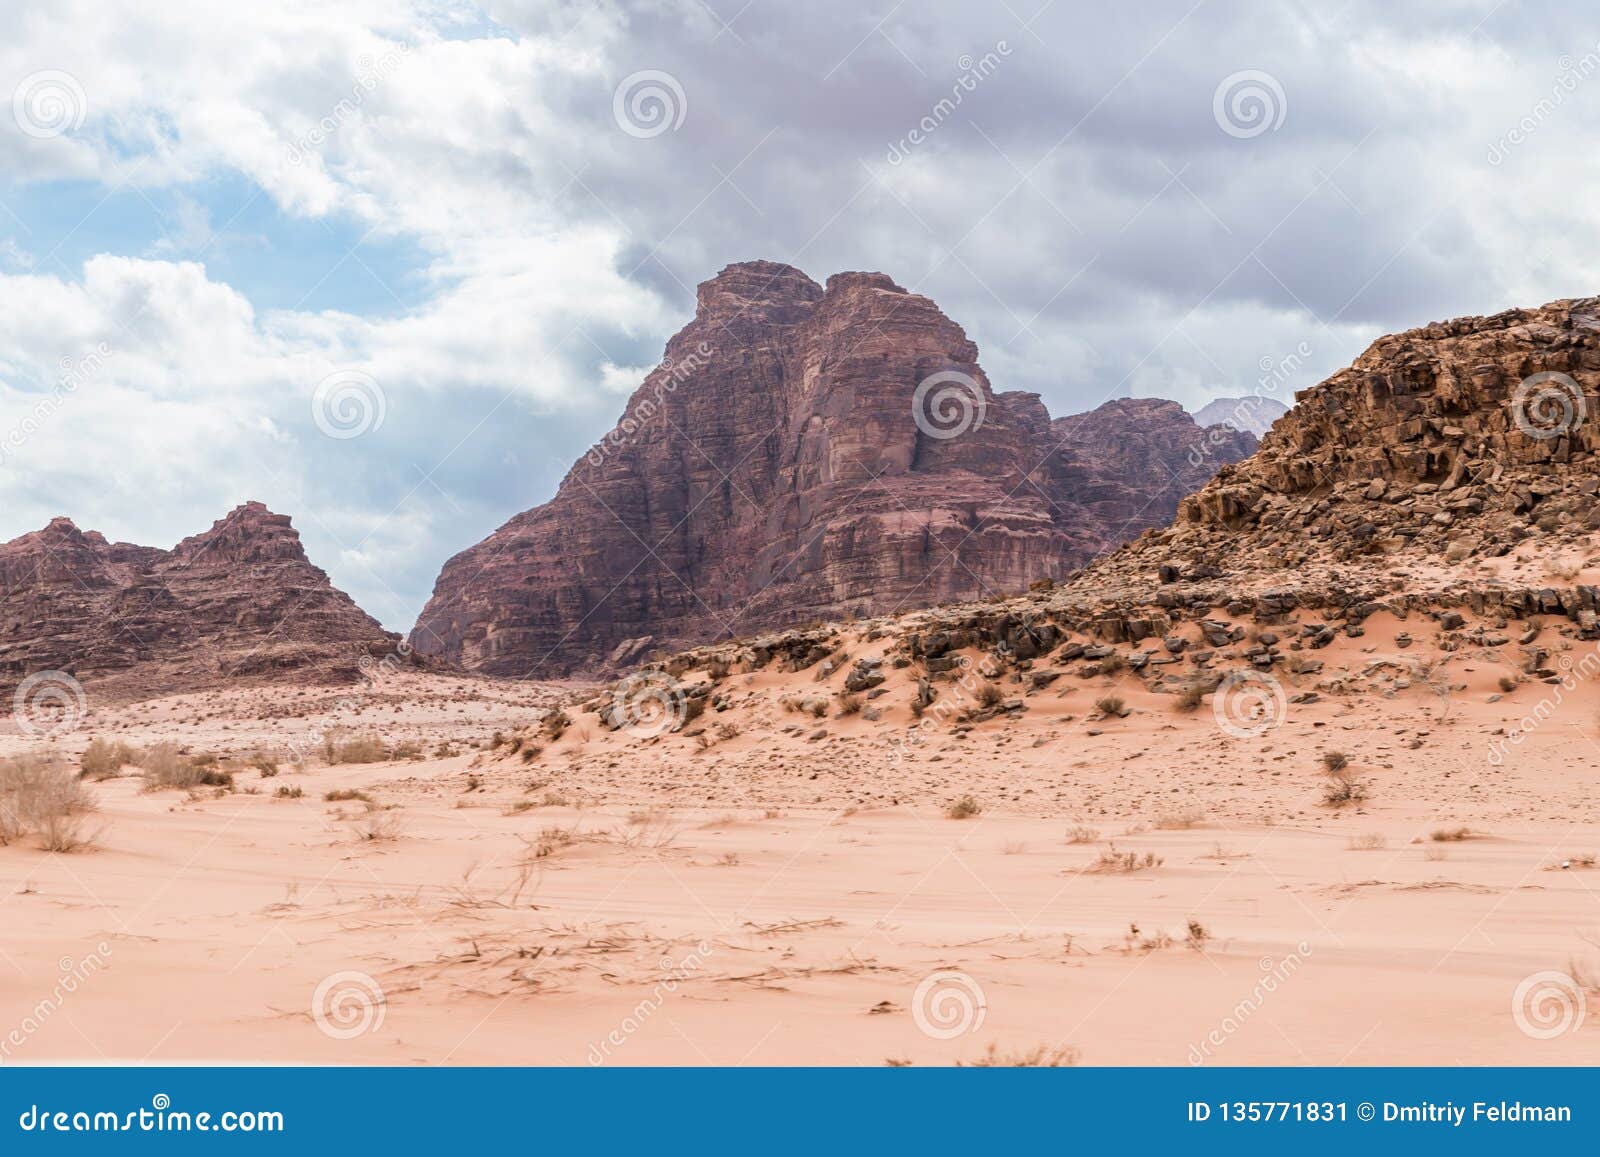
left=0, top=502, right=407, bottom=701
left=534, top=295, right=1600, bottom=747
left=411, top=261, right=1253, bottom=677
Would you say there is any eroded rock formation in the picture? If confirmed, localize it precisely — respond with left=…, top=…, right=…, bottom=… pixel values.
left=412, top=261, right=1253, bottom=676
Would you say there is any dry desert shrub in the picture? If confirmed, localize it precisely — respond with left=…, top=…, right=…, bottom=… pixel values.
left=1184, top=919, right=1211, bottom=951
left=1089, top=844, right=1162, bottom=873
left=139, top=743, right=232, bottom=789
left=1347, top=832, right=1387, bottom=851
left=1321, top=750, right=1349, bottom=773
left=959, top=1043, right=1080, bottom=1067
left=1095, top=695, right=1127, bottom=718
left=1498, top=675, right=1517, bottom=693
left=347, top=802, right=404, bottom=842
left=1065, top=825, right=1100, bottom=844
left=1175, top=684, right=1205, bottom=712
left=1322, top=766, right=1367, bottom=807
left=836, top=691, right=863, bottom=717
left=946, top=794, right=982, bottom=819
left=0, top=752, right=97, bottom=851
left=1155, top=806, right=1204, bottom=830
left=321, top=731, right=387, bottom=765
left=540, top=709, right=571, bottom=741
left=975, top=681, right=1005, bottom=709
left=1430, top=826, right=1472, bottom=842
left=324, top=789, right=372, bottom=803
left=79, top=738, right=136, bottom=780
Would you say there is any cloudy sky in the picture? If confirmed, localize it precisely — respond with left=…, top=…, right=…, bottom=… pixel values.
left=1, top=0, right=1595, bottom=628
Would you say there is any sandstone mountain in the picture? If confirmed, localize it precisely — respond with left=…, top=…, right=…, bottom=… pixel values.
left=410, top=261, right=1254, bottom=676
left=543, top=296, right=1600, bottom=761
left=1191, top=395, right=1289, bottom=437
left=0, top=501, right=405, bottom=700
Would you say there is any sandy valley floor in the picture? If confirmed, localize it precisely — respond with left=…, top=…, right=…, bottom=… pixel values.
left=3, top=630, right=1600, bottom=1066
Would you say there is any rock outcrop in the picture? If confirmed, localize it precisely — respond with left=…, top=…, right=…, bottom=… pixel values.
left=411, top=261, right=1254, bottom=676
left=0, top=502, right=404, bottom=699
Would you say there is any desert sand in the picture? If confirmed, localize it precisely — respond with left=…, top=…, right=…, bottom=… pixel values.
left=2, top=609, right=1598, bottom=1067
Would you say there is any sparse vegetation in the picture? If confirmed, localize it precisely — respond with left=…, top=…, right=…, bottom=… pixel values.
left=959, top=1043, right=1080, bottom=1067
left=1322, top=766, right=1367, bottom=807
left=79, top=738, right=135, bottom=780
left=321, top=732, right=388, bottom=765
left=1065, top=825, right=1100, bottom=844
left=1321, top=750, right=1349, bottom=774
left=1430, top=826, right=1472, bottom=842
left=1094, top=695, right=1127, bottom=718
left=274, top=785, right=304, bottom=799
left=540, top=709, right=571, bottom=741
left=1089, top=845, right=1162, bottom=873
left=0, top=753, right=97, bottom=851
left=975, top=681, right=1005, bottom=709
left=346, top=802, right=404, bottom=842
left=1347, top=832, right=1387, bottom=851
left=1176, top=684, right=1205, bottom=712
left=1155, top=807, right=1203, bottom=830
left=1184, top=919, right=1210, bottom=951
left=139, top=743, right=232, bottom=789
left=946, top=794, right=982, bottom=819
left=1498, top=675, right=1517, bottom=693
left=324, top=789, right=372, bottom=803
left=836, top=691, right=863, bottom=717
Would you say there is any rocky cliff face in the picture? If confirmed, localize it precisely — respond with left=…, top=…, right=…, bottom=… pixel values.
left=411, top=261, right=1255, bottom=676
left=0, top=502, right=403, bottom=699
